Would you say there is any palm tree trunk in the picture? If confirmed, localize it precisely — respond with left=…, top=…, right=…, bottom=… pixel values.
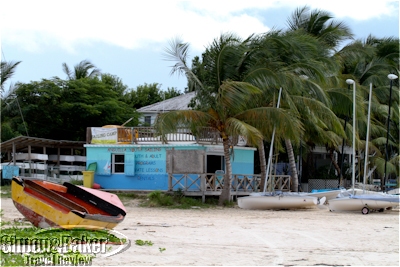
left=328, top=149, right=341, bottom=178
left=258, top=139, right=267, bottom=192
left=219, top=138, right=233, bottom=205
left=285, top=139, right=299, bottom=192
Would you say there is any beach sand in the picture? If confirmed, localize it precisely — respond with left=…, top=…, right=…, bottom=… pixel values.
left=1, top=197, right=399, bottom=266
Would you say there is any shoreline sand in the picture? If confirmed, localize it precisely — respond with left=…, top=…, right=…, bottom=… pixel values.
left=1, top=198, right=399, bottom=266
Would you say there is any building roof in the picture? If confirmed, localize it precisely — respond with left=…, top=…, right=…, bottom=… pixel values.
left=0, top=136, right=86, bottom=153
left=137, top=91, right=195, bottom=113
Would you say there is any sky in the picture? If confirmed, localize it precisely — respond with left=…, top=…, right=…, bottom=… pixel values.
left=1, top=0, right=399, bottom=94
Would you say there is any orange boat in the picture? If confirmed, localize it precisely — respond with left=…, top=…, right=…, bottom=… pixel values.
left=11, top=176, right=126, bottom=230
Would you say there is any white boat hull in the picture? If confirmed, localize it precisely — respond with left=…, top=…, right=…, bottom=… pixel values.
left=306, top=189, right=344, bottom=201
left=238, top=194, right=318, bottom=210
left=328, top=194, right=400, bottom=213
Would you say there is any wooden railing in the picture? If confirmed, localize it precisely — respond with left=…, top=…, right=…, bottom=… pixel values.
left=168, top=173, right=291, bottom=201
left=87, top=127, right=224, bottom=144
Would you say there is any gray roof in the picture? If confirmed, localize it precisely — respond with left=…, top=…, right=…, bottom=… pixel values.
left=137, top=91, right=195, bottom=113
left=0, top=136, right=85, bottom=153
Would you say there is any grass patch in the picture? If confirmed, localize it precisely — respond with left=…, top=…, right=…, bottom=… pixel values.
left=140, top=190, right=218, bottom=209
left=68, top=178, right=83, bottom=185
left=0, top=184, right=11, bottom=198
left=114, top=192, right=147, bottom=206
left=135, top=239, right=153, bottom=246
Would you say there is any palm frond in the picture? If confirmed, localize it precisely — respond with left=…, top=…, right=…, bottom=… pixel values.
left=1, top=60, right=22, bottom=91
left=225, top=117, right=263, bottom=146
left=163, top=37, right=205, bottom=91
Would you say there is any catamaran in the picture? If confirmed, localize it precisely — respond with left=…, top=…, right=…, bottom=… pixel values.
left=237, top=88, right=328, bottom=210
left=328, top=83, right=400, bottom=214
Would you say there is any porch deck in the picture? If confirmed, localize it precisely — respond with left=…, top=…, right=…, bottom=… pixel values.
left=169, top=173, right=291, bottom=202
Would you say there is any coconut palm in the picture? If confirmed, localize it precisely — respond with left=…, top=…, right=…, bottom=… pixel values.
left=334, top=36, right=399, bottom=188
left=62, top=59, right=100, bottom=80
left=185, top=29, right=347, bottom=192
left=241, top=30, right=346, bottom=191
left=1, top=60, right=21, bottom=95
left=159, top=36, right=303, bottom=204
left=286, top=5, right=353, bottom=49
left=284, top=7, right=361, bottom=186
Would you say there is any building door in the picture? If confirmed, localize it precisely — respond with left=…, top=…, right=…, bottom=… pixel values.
left=206, top=155, right=225, bottom=173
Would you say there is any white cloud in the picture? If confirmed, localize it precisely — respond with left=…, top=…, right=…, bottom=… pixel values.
left=1, top=0, right=398, bottom=54
left=279, top=0, right=399, bottom=20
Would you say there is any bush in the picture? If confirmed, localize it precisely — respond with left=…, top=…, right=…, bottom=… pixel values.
left=147, top=191, right=174, bottom=206
left=143, top=190, right=215, bottom=209
left=69, top=178, right=83, bottom=185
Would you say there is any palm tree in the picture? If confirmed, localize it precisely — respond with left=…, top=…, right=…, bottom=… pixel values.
left=1, top=60, right=21, bottom=95
left=62, top=60, right=100, bottom=80
left=1, top=60, right=25, bottom=140
left=159, top=37, right=302, bottom=204
left=286, top=6, right=353, bottom=48
left=241, top=30, right=346, bottom=191
left=284, top=7, right=356, bottom=187
left=334, top=36, right=399, bottom=188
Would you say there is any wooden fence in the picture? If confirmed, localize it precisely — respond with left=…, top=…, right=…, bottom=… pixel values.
left=168, top=173, right=291, bottom=202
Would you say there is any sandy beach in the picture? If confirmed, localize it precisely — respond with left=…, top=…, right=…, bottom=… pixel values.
left=1, top=197, right=399, bottom=266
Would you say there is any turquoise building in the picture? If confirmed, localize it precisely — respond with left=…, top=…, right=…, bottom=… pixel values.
left=85, top=142, right=256, bottom=191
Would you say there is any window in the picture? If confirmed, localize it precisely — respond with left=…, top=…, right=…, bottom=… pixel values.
left=144, top=116, right=151, bottom=126
left=112, top=154, right=125, bottom=173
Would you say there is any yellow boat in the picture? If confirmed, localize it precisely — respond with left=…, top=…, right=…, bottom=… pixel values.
left=11, top=176, right=126, bottom=230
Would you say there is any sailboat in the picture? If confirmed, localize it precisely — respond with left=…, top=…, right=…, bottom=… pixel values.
left=305, top=188, right=345, bottom=201
left=238, top=88, right=327, bottom=210
left=238, top=191, right=325, bottom=210
left=328, top=190, right=399, bottom=214
left=328, top=82, right=400, bottom=214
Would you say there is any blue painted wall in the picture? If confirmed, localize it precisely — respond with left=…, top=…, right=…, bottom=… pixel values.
left=85, top=144, right=255, bottom=190
left=231, top=148, right=254, bottom=175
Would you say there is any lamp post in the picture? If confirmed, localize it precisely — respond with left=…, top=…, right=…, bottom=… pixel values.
left=346, top=79, right=356, bottom=194
left=339, top=83, right=351, bottom=186
left=383, top=74, right=398, bottom=191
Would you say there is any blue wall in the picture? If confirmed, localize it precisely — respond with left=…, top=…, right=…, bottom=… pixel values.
left=85, top=144, right=255, bottom=190
left=231, top=148, right=254, bottom=175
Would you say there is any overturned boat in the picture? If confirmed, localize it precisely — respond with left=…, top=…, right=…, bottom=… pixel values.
left=237, top=191, right=326, bottom=210
left=11, top=176, right=126, bottom=229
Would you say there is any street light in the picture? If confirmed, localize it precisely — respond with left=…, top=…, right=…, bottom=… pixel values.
left=383, top=74, right=398, bottom=191
left=346, top=79, right=356, bottom=194
left=339, top=83, right=351, bottom=186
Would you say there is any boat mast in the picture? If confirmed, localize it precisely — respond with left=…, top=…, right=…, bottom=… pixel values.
left=263, top=87, right=282, bottom=193
left=362, top=83, right=372, bottom=194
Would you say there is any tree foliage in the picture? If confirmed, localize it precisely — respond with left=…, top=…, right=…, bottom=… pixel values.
left=1, top=60, right=21, bottom=95
left=61, top=60, right=101, bottom=80
left=1, top=77, right=139, bottom=141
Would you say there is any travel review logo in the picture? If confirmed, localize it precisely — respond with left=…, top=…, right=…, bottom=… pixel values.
left=1, top=228, right=131, bottom=266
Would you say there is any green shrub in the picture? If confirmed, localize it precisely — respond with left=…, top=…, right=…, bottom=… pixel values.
left=68, top=178, right=83, bottom=185
left=142, top=190, right=215, bottom=209
left=148, top=191, right=174, bottom=206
